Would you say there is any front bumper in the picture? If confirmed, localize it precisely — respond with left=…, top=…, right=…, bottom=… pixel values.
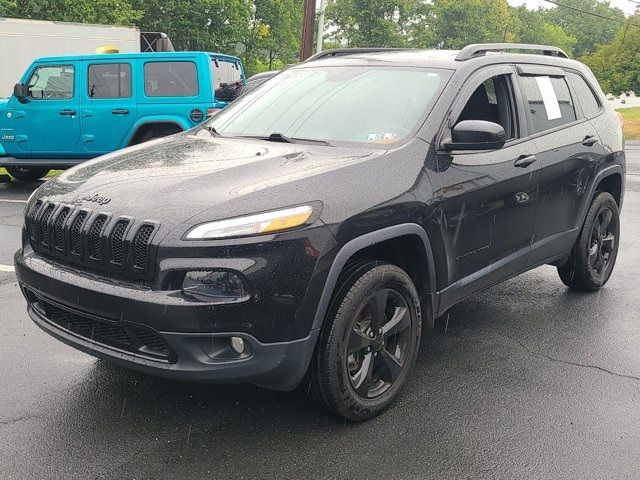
left=14, top=224, right=335, bottom=390
left=25, top=289, right=318, bottom=390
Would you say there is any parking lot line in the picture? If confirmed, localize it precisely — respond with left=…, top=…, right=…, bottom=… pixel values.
left=0, top=264, right=15, bottom=272
left=0, top=199, right=26, bottom=204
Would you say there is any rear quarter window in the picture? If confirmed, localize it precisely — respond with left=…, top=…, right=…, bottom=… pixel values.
left=567, top=71, right=601, bottom=117
left=519, top=75, right=577, bottom=134
left=144, top=61, right=198, bottom=97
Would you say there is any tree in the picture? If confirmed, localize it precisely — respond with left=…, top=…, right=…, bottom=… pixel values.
left=582, top=14, right=640, bottom=95
left=132, top=0, right=252, bottom=52
left=243, top=0, right=302, bottom=73
left=512, top=6, right=577, bottom=56
left=428, top=0, right=517, bottom=49
left=328, top=0, right=428, bottom=48
left=543, top=0, right=625, bottom=56
left=1, top=0, right=142, bottom=25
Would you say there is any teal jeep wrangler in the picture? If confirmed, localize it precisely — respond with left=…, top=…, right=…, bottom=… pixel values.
left=0, top=51, right=245, bottom=180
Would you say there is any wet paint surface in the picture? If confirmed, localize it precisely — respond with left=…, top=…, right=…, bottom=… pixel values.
left=0, top=143, right=639, bottom=479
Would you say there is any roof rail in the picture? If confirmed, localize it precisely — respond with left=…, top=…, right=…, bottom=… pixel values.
left=305, top=48, right=408, bottom=62
left=455, top=43, right=569, bottom=61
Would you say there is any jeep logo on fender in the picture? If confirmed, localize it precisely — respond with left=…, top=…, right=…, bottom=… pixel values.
left=81, top=194, right=111, bottom=205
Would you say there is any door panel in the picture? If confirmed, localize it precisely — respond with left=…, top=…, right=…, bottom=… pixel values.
left=15, top=62, right=81, bottom=155
left=528, top=121, right=605, bottom=264
left=82, top=61, right=137, bottom=153
left=437, top=143, right=539, bottom=289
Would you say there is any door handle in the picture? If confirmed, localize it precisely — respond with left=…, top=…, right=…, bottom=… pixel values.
left=514, top=155, right=537, bottom=168
left=111, top=108, right=129, bottom=115
left=582, top=135, right=598, bottom=147
left=58, top=109, right=76, bottom=116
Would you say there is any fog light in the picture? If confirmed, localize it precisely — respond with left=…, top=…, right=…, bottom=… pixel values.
left=182, top=270, right=249, bottom=303
left=230, top=336, right=245, bottom=354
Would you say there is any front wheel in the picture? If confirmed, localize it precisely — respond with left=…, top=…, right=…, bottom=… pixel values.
left=308, top=261, right=422, bottom=421
left=5, top=166, right=50, bottom=182
left=557, top=192, right=620, bottom=291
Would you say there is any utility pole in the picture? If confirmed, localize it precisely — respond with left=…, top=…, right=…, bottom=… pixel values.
left=300, top=0, right=315, bottom=61
left=316, top=0, right=328, bottom=54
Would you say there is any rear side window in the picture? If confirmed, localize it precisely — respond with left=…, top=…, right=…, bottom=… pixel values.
left=88, top=63, right=132, bottom=98
left=27, top=65, right=74, bottom=100
left=144, top=61, right=198, bottom=97
left=567, top=71, right=601, bottom=117
left=519, top=75, right=577, bottom=134
left=211, top=59, right=242, bottom=90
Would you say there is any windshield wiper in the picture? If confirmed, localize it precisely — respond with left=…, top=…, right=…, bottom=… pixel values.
left=264, top=132, right=330, bottom=145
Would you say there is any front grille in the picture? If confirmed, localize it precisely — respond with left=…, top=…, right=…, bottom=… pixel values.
left=26, top=201, right=158, bottom=281
left=30, top=291, right=173, bottom=362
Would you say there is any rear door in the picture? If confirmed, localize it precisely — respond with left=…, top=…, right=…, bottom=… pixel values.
left=82, top=60, right=137, bottom=153
left=15, top=61, right=81, bottom=155
left=516, top=66, right=608, bottom=265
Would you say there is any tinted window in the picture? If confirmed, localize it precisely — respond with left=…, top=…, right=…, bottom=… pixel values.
left=520, top=75, right=577, bottom=133
left=88, top=63, right=132, bottom=98
left=211, top=60, right=242, bottom=90
left=456, top=74, right=518, bottom=140
left=210, top=66, right=448, bottom=145
left=567, top=71, right=601, bottom=117
left=27, top=65, right=74, bottom=100
left=144, top=61, right=198, bottom=97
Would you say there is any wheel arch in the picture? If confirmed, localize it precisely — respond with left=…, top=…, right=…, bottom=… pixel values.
left=123, top=116, right=191, bottom=147
left=580, top=165, right=624, bottom=225
left=311, top=224, right=437, bottom=333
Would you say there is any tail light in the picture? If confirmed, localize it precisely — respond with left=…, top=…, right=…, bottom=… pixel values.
left=207, top=108, right=221, bottom=118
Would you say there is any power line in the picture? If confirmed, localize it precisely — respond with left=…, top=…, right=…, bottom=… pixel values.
left=542, top=0, right=640, bottom=28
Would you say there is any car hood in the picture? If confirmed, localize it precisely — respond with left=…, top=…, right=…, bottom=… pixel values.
left=35, top=129, right=384, bottom=230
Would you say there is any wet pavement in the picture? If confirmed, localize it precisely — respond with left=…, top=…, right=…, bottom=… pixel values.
left=1, top=145, right=639, bottom=479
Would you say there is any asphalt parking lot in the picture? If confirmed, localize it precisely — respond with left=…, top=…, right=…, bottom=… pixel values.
left=1, top=145, right=639, bottom=480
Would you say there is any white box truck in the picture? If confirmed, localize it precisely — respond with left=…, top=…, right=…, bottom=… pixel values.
left=0, top=17, right=172, bottom=97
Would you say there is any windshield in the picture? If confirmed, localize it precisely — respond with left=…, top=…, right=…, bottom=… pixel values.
left=208, top=65, right=450, bottom=145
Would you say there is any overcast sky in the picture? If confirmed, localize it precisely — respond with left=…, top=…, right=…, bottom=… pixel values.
left=507, top=0, right=638, bottom=15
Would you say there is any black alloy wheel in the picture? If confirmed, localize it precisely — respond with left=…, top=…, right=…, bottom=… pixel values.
left=347, top=288, right=412, bottom=399
left=558, top=192, right=620, bottom=291
left=308, top=261, right=422, bottom=421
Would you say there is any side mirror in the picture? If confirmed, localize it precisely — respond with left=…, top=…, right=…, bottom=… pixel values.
left=443, top=120, right=506, bottom=151
left=13, top=83, right=28, bottom=102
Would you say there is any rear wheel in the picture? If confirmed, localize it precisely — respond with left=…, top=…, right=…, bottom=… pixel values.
left=5, top=166, right=50, bottom=182
left=557, top=192, right=620, bottom=291
left=308, top=261, right=422, bottom=421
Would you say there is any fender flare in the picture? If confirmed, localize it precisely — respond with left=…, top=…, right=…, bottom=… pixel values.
left=123, top=116, right=191, bottom=147
left=579, top=164, right=624, bottom=222
left=311, top=223, right=437, bottom=331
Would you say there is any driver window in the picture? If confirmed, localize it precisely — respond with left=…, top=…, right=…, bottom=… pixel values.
left=455, top=74, right=518, bottom=140
left=27, top=65, right=75, bottom=100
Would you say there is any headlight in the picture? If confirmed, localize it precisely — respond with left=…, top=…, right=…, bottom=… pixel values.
left=185, top=205, right=314, bottom=240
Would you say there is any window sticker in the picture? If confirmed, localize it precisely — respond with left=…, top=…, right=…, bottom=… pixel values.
left=535, top=76, right=562, bottom=121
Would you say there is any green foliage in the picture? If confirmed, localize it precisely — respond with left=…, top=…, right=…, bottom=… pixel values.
left=1, top=0, right=142, bottom=25
left=543, top=0, right=625, bottom=57
left=132, top=0, right=252, bottom=52
left=428, top=0, right=518, bottom=49
left=582, top=14, right=640, bottom=95
left=512, top=6, right=577, bottom=56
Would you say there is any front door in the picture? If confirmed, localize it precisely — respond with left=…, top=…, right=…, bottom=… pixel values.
left=82, top=60, right=137, bottom=153
left=435, top=66, right=540, bottom=307
left=15, top=62, right=81, bottom=156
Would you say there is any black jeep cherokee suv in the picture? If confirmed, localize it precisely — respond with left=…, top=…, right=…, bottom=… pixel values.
left=15, top=44, right=625, bottom=421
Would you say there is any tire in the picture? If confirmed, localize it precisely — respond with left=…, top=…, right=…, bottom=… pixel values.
left=308, top=261, right=422, bottom=421
left=557, top=192, right=620, bottom=291
left=6, top=166, right=50, bottom=182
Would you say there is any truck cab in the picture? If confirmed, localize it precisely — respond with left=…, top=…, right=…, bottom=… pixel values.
left=0, top=51, right=245, bottom=180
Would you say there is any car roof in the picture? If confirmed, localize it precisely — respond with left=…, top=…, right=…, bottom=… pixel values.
left=297, top=46, right=585, bottom=72
left=32, top=51, right=242, bottom=64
